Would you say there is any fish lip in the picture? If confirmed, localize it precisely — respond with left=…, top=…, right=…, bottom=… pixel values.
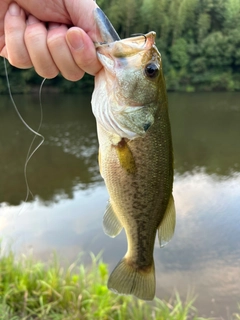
left=95, top=32, right=156, bottom=50
left=97, top=49, right=115, bottom=75
left=93, top=8, right=120, bottom=43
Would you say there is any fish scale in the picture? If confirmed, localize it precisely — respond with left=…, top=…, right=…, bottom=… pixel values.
left=92, top=8, right=176, bottom=300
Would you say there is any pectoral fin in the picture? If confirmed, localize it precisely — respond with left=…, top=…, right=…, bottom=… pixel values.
left=115, top=139, right=136, bottom=174
left=103, top=201, right=123, bottom=237
left=158, top=194, right=176, bottom=247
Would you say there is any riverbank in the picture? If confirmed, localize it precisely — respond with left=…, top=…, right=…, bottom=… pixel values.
left=0, top=249, right=219, bottom=320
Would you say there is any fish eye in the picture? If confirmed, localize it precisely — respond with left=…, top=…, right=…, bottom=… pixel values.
left=145, top=63, right=159, bottom=79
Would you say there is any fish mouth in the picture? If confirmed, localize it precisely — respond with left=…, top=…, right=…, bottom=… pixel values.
left=96, top=32, right=156, bottom=78
left=93, top=8, right=120, bottom=44
left=94, top=8, right=156, bottom=77
left=96, top=31, right=156, bottom=58
left=97, top=51, right=115, bottom=75
left=93, top=7, right=120, bottom=75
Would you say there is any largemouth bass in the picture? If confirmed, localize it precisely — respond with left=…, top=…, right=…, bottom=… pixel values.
left=92, top=8, right=176, bottom=301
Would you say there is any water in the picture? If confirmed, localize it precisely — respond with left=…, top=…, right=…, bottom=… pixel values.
left=0, top=92, right=240, bottom=318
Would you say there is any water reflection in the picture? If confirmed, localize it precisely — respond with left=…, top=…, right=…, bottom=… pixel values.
left=156, top=171, right=240, bottom=317
left=0, top=94, right=100, bottom=205
left=0, top=92, right=240, bottom=317
left=169, top=92, right=240, bottom=176
left=1, top=93, right=240, bottom=205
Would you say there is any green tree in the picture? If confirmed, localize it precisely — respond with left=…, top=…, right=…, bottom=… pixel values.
left=1, top=0, right=240, bottom=93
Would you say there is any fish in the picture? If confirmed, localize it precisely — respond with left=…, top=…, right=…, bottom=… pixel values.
left=91, top=8, right=176, bottom=301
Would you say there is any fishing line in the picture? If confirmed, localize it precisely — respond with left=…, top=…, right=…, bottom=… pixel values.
left=4, top=58, right=45, bottom=205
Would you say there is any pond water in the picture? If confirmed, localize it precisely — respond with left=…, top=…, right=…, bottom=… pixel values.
left=0, top=92, right=240, bottom=318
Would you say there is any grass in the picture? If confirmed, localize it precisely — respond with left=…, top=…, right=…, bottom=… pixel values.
left=0, top=249, right=236, bottom=320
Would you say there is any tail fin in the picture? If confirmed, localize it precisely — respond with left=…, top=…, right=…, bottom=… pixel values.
left=107, top=257, right=155, bottom=300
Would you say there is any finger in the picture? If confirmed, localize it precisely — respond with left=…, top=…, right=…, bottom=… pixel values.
left=47, top=23, right=84, bottom=81
left=66, top=27, right=102, bottom=76
left=0, top=1, right=9, bottom=54
left=24, top=15, right=59, bottom=79
left=64, top=0, right=99, bottom=40
left=4, top=2, right=32, bottom=68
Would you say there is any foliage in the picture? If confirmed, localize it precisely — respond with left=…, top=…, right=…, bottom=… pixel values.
left=0, top=249, right=214, bottom=320
left=1, top=0, right=240, bottom=92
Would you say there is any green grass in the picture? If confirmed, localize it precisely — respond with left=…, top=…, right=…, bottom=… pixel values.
left=0, top=249, right=235, bottom=320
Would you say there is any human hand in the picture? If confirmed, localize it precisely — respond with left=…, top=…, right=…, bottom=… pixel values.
left=0, top=0, right=102, bottom=80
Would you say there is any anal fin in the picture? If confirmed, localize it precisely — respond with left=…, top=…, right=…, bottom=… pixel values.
left=158, top=194, right=176, bottom=247
left=103, top=200, right=123, bottom=238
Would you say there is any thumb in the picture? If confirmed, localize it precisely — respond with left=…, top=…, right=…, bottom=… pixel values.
left=66, top=27, right=101, bottom=76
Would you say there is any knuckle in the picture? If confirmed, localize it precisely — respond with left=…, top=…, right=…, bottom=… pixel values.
left=8, top=54, right=32, bottom=69
left=63, top=70, right=85, bottom=82
left=47, top=33, right=64, bottom=49
left=25, top=27, right=46, bottom=46
left=47, top=26, right=67, bottom=49
left=36, top=66, right=59, bottom=79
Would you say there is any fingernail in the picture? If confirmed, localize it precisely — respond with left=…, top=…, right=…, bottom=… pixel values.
left=9, top=3, right=21, bottom=16
left=27, top=15, right=39, bottom=25
left=67, top=29, right=84, bottom=50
